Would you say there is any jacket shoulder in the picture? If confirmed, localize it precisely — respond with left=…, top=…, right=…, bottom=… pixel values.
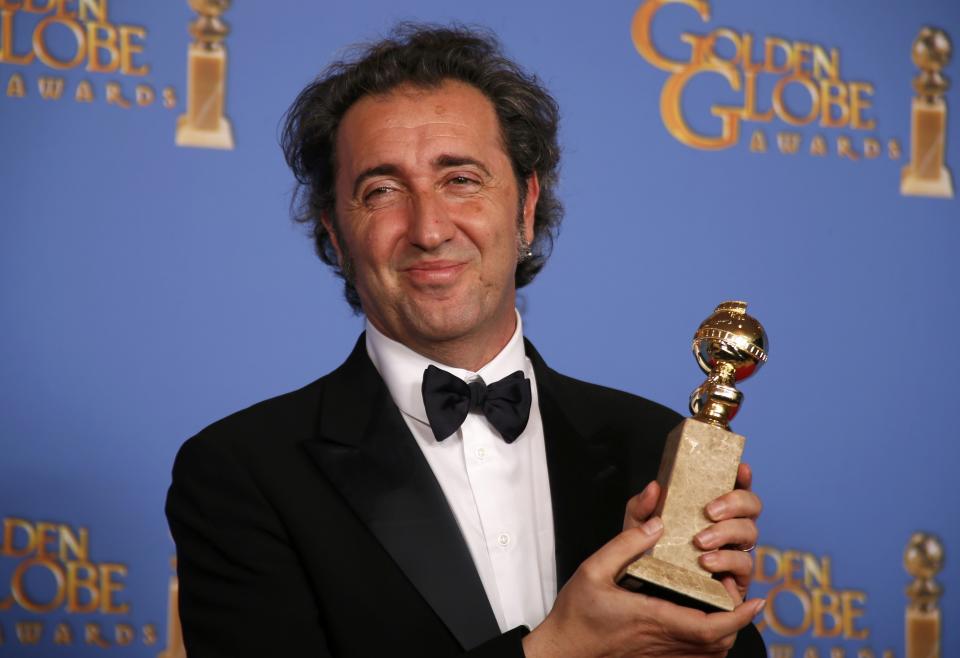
left=199, top=377, right=325, bottom=440
left=525, top=338, right=681, bottom=429
left=528, top=336, right=682, bottom=439
left=546, top=369, right=681, bottom=426
left=171, top=374, right=331, bottom=482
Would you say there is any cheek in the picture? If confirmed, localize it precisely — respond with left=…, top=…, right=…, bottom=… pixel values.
left=473, top=232, right=520, bottom=286
left=349, top=215, right=407, bottom=273
left=456, top=200, right=517, bottom=249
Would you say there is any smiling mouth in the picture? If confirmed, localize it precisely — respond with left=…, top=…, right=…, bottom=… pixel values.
left=402, top=260, right=468, bottom=285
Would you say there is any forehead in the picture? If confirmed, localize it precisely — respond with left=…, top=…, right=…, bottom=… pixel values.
left=334, top=80, right=508, bottom=176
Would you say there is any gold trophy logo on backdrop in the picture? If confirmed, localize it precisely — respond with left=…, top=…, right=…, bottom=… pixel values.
left=901, top=28, right=954, bottom=199
left=157, top=557, right=186, bottom=658
left=904, top=533, right=944, bottom=658
left=176, top=0, right=235, bottom=150
left=623, top=301, right=767, bottom=611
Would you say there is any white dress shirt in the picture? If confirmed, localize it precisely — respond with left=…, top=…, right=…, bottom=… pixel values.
left=365, top=313, right=557, bottom=633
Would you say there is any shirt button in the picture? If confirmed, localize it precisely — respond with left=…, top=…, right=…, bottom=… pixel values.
left=475, top=447, right=487, bottom=461
left=497, top=532, right=511, bottom=547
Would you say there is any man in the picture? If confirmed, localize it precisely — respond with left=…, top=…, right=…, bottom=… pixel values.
left=166, top=24, right=766, bottom=657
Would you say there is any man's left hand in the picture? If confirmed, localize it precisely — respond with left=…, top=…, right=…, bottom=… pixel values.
left=622, top=463, right=762, bottom=603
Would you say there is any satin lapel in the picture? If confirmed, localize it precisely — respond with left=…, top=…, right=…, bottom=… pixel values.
left=301, top=337, right=500, bottom=650
left=526, top=340, right=627, bottom=587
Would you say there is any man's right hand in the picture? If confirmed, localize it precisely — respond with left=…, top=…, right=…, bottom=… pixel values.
left=521, top=518, right=766, bottom=658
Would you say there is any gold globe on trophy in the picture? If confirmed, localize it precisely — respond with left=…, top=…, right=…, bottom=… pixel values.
left=690, top=301, right=768, bottom=428
left=188, top=0, right=232, bottom=48
left=912, top=28, right=952, bottom=101
left=623, top=301, right=767, bottom=611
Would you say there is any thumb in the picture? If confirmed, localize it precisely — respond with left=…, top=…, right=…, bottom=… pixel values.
left=623, top=480, right=661, bottom=529
left=586, top=517, right=664, bottom=582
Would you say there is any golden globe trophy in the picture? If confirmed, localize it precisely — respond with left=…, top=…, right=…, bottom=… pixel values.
left=904, top=533, right=944, bottom=658
left=176, top=0, right=235, bottom=150
left=157, top=557, right=186, bottom=658
left=622, top=301, right=767, bottom=611
left=901, top=27, right=953, bottom=199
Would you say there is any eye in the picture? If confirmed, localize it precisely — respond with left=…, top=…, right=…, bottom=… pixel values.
left=446, top=175, right=481, bottom=191
left=365, top=185, right=393, bottom=198
left=362, top=185, right=398, bottom=207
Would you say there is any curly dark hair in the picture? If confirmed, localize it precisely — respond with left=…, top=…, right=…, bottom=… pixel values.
left=281, top=23, right=563, bottom=311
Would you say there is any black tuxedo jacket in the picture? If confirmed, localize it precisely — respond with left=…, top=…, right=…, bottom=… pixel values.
left=166, top=336, right=765, bottom=657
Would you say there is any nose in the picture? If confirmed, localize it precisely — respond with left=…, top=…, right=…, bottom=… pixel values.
left=407, top=190, right=455, bottom=251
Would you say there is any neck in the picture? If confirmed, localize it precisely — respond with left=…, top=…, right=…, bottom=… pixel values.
left=414, top=328, right=515, bottom=372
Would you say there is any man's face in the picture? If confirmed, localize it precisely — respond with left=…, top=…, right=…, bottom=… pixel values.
left=328, top=80, right=539, bottom=363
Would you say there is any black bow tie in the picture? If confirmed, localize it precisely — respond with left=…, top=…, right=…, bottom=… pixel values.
left=421, top=365, right=532, bottom=443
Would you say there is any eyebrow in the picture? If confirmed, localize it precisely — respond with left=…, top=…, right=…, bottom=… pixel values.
left=351, top=164, right=401, bottom=199
left=434, top=154, right=492, bottom=178
left=350, top=154, right=492, bottom=198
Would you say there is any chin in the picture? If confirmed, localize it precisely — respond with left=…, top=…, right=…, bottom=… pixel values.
left=406, top=306, right=482, bottom=342
left=407, top=289, right=493, bottom=329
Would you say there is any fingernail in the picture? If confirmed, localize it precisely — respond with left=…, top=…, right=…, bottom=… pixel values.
left=753, top=599, right=767, bottom=616
left=706, top=501, right=726, bottom=519
left=642, top=517, right=663, bottom=535
left=700, top=551, right=718, bottom=566
left=696, top=529, right=718, bottom=548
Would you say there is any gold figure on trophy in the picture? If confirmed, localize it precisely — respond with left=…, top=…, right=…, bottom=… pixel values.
left=904, top=533, right=944, bottom=658
left=623, top=301, right=767, bottom=611
left=901, top=27, right=953, bottom=198
left=176, top=0, right=235, bottom=150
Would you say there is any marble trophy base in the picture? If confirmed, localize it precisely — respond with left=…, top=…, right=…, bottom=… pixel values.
left=623, top=418, right=743, bottom=612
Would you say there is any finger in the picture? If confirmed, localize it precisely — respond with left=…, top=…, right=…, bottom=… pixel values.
left=584, top=519, right=663, bottom=583
left=699, top=549, right=754, bottom=584
left=718, top=573, right=744, bottom=604
left=695, top=518, right=758, bottom=550
left=669, top=598, right=766, bottom=643
left=705, top=489, right=762, bottom=522
left=640, top=594, right=764, bottom=645
left=623, top=481, right=660, bottom=530
left=735, top=463, right=753, bottom=490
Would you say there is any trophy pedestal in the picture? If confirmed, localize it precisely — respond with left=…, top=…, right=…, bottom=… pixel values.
left=901, top=166, right=954, bottom=198
left=623, top=418, right=743, bottom=611
left=906, top=608, right=940, bottom=658
left=176, top=43, right=235, bottom=150
left=901, top=98, right=953, bottom=198
left=176, top=114, right=234, bottom=150
left=158, top=560, right=186, bottom=658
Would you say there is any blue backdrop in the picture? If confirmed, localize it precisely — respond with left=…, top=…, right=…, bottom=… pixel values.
left=2, top=1, right=957, bottom=655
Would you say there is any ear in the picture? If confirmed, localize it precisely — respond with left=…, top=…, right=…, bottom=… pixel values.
left=522, top=172, right=540, bottom=245
left=321, top=210, right=345, bottom=267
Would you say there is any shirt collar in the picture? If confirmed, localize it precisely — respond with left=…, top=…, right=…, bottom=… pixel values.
left=365, top=311, right=529, bottom=426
